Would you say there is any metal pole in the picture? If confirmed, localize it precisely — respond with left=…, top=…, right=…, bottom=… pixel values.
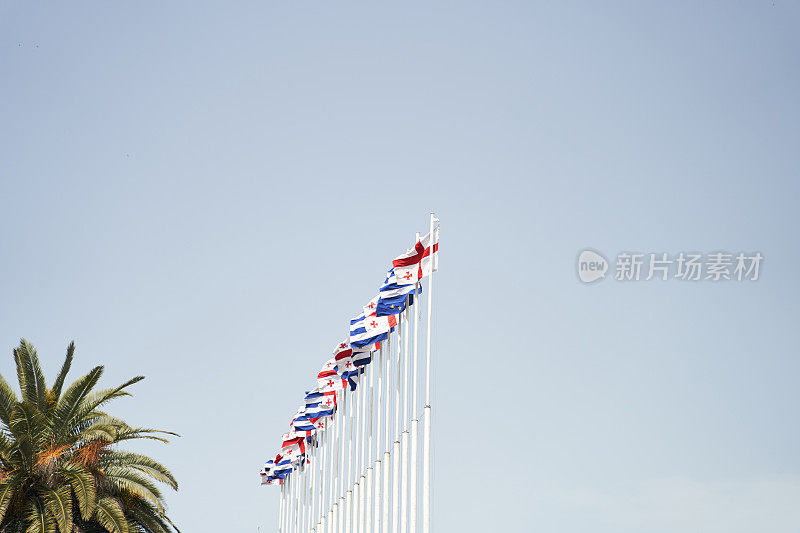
left=422, top=213, right=436, bottom=533
left=353, top=373, right=360, bottom=533
left=279, top=479, right=284, bottom=533
left=359, top=360, right=367, bottom=533
left=366, top=359, right=374, bottom=533
left=410, top=272, right=420, bottom=533
left=382, top=335, right=391, bottom=533
left=401, top=299, right=411, bottom=533
left=392, top=316, right=402, bottom=533
left=374, top=345, right=383, bottom=533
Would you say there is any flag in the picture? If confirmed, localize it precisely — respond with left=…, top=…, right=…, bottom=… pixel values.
left=291, top=415, right=316, bottom=436
left=375, top=268, right=420, bottom=316
left=363, top=314, right=397, bottom=336
left=363, top=295, right=380, bottom=317
left=305, top=389, right=337, bottom=408
left=306, top=402, right=334, bottom=421
left=318, top=358, right=346, bottom=392
left=350, top=313, right=390, bottom=349
left=352, top=347, right=372, bottom=368
left=393, top=228, right=439, bottom=285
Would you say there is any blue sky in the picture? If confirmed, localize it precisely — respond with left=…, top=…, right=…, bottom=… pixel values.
left=1, top=2, right=799, bottom=532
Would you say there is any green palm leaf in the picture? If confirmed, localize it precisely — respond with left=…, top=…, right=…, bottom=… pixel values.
left=43, top=487, right=73, bottom=533
left=49, top=342, right=75, bottom=403
left=93, top=497, right=128, bottom=533
left=59, top=462, right=96, bottom=519
left=14, top=340, right=48, bottom=410
left=0, top=374, right=19, bottom=426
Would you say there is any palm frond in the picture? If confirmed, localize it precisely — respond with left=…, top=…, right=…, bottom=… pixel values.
left=102, top=453, right=178, bottom=490
left=43, top=487, right=73, bottom=533
left=104, top=467, right=164, bottom=512
left=93, top=497, right=128, bottom=533
left=0, top=374, right=19, bottom=426
left=49, top=342, right=75, bottom=403
left=53, top=367, right=103, bottom=436
left=14, top=340, right=48, bottom=410
left=58, top=462, right=96, bottom=520
left=0, top=474, right=20, bottom=523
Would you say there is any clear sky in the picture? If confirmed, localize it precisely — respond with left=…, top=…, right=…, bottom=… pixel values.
left=1, top=2, right=799, bottom=532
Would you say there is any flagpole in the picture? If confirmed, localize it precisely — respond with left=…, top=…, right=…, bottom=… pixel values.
left=359, top=360, right=367, bottom=533
left=303, top=453, right=309, bottom=533
left=332, top=389, right=340, bottom=533
left=410, top=229, right=421, bottom=533
left=401, top=298, right=411, bottom=533
left=353, top=371, right=361, bottom=533
left=327, top=402, right=339, bottom=533
left=366, top=356, right=374, bottom=533
left=392, top=315, right=402, bottom=533
left=382, top=335, right=391, bottom=533
left=422, top=213, right=436, bottom=533
left=374, top=344, right=383, bottom=533
left=278, top=479, right=283, bottom=533
left=310, top=440, right=316, bottom=533
left=316, top=417, right=322, bottom=533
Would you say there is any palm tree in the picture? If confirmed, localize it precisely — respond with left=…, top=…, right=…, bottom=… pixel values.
left=0, top=339, right=180, bottom=533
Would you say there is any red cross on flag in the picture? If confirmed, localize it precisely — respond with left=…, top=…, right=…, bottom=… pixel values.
left=363, top=313, right=398, bottom=336
left=393, top=228, right=439, bottom=285
left=363, top=295, right=380, bottom=317
left=317, top=358, right=346, bottom=392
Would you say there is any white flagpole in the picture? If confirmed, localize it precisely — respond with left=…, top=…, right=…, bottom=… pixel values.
left=401, top=298, right=411, bottom=533
left=340, top=390, right=346, bottom=533
left=374, top=345, right=383, bottom=533
left=278, top=480, right=284, bottom=533
left=327, top=404, right=339, bottom=533
left=410, top=263, right=421, bottom=533
left=319, top=422, right=326, bottom=533
left=310, top=442, right=316, bottom=533
left=422, top=213, right=437, bottom=533
left=359, top=361, right=367, bottom=533
left=347, top=389, right=354, bottom=533
left=392, top=315, right=402, bottom=533
left=353, top=374, right=361, bottom=533
left=366, top=357, right=374, bottom=533
left=303, top=455, right=308, bottom=533
left=332, top=389, right=341, bottom=533
left=291, top=474, right=295, bottom=533
left=382, top=335, right=391, bottom=533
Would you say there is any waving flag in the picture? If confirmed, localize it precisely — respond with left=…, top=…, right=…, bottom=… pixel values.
left=363, top=295, right=380, bottom=317
left=306, top=402, right=334, bottom=420
left=363, top=314, right=397, bottom=336
left=318, top=358, right=346, bottom=392
left=352, top=347, right=372, bottom=368
left=350, top=313, right=390, bottom=349
left=393, top=229, right=439, bottom=285
left=291, top=414, right=317, bottom=436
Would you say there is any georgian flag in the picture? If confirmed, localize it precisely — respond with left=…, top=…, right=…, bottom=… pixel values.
left=280, top=440, right=305, bottom=460
left=393, top=228, right=439, bottom=285
left=318, top=358, right=346, bottom=392
left=363, top=295, right=380, bottom=317
left=363, top=314, right=397, bottom=336
left=305, top=389, right=337, bottom=408
left=349, top=313, right=389, bottom=349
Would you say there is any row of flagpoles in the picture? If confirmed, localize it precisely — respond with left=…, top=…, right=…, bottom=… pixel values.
left=261, top=214, right=439, bottom=533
